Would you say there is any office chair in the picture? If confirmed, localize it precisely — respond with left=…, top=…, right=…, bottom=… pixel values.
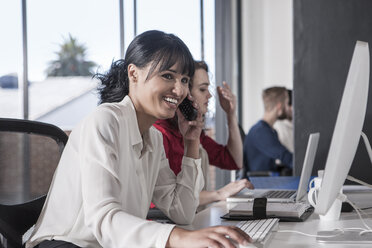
left=238, top=123, right=246, bottom=143
left=0, top=118, right=68, bottom=248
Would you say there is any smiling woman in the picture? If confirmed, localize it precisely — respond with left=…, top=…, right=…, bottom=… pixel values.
left=154, top=60, right=253, bottom=210
left=26, top=30, right=252, bottom=248
left=95, top=30, right=195, bottom=132
left=96, top=30, right=194, bottom=105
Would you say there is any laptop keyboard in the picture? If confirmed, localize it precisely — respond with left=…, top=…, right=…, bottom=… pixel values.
left=236, top=218, right=279, bottom=247
left=264, top=190, right=296, bottom=198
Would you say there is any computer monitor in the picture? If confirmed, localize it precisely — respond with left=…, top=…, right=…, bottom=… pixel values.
left=315, top=41, right=370, bottom=215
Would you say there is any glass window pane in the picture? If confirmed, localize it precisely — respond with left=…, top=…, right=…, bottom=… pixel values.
left=0, top=1, right=22, bottom=118
left=27, top=0, right=120, bottom=130
left=203, top=0, right=216, bottom=124
left=137, top=0, right=201, bottom=59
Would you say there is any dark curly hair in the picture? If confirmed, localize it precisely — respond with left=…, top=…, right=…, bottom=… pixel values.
left=95, top=30, right=195, bottom=104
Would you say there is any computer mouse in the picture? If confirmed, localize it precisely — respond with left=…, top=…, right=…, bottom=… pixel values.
left=237, top=243, right=258, bottom=248
left=242, top=190, right=254, bottom=196
left=239, top=188, right=254, bottom=195
left=227, top=237, right=258, bottom=248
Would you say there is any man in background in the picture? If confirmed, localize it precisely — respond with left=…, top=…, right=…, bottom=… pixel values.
left=242, top=86, right=293, bottom=178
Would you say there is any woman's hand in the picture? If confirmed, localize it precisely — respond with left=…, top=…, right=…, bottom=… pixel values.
left=177, top=96, right=204, bottom=142
left=177, top=95, right=204, bottom=159
left=217, top=179, right=254, bottom=201
left=217, top=81, right=243, bottom=169
left=217, top=81, right=237, bottom=117
left=167, top=226, right=252, bottom=248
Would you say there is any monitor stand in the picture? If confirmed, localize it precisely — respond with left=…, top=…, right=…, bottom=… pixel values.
left=317, top=230, right=372, bottom=244
left=317, top=132, right=372, bottom=244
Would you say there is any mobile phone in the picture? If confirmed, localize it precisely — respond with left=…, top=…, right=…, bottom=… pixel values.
left=178, top=97, right=197, bottom=121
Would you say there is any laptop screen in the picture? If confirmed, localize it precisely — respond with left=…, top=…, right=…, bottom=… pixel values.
left=296, top=133, right=320, bottom=202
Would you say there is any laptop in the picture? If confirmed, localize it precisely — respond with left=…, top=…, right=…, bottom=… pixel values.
left=227, top=132, right=320, bottom=203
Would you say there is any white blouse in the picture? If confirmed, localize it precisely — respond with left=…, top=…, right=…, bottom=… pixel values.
left=26, top=96, right=204, bottom=248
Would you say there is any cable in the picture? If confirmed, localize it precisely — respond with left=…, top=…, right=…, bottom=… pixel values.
left=345, top=198, right=372, bottom=231
left=361, top=132, right=372, bottom=164
left=346, top=175, right=372, bottom=189
left=276, top=196, right=372, bottom=239
left=276, top=226, right=372, bottom=239
left=344, top=175, right=372, bottom=221
left=305, top=172, right=372, bottom=239
left=276, top=229, right=344, bottom=238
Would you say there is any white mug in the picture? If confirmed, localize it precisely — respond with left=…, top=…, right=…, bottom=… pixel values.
left=308, top=174, right=343, bottom=221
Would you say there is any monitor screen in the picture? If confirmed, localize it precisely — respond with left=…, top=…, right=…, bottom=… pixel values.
left=315, top=41, right=370, bottom=215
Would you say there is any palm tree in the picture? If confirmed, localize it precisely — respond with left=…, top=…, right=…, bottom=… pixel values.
left=46, top=34, right=96, bottom=77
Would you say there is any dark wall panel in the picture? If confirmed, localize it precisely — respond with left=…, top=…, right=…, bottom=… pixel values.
left=293, top=0, right=372, bottom=183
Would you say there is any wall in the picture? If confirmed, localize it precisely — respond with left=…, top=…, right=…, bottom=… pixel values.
left=293, top=0, right=372, bottom=182
left=215, top=0, right=293, bottom=186
left=241, top=0, right=293, bottom=133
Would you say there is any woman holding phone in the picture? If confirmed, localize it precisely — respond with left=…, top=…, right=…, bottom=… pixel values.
left=26, top=31, right=251, bottom=248
left=154, top=60, right=253, bottom=207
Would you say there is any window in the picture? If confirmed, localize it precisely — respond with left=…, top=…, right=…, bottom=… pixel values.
left=0, top=1, right=22, bottom=118
left=28, top=0, right=120, bottom=130
left=0, top=0, right=215, bottom=132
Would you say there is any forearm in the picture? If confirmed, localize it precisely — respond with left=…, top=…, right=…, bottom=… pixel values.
left=199, top=190, right=222, bottom=206
left=167, top=227, right=187, bottom=247
left=184, top=139, right=200, bottom=159
left=153, top=157, right=204, bottom=225
left=226, top=113, right=243, bottom=169
left=199, top=178, right=255, bottom=206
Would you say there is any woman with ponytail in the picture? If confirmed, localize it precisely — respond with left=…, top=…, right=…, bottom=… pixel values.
left=27, top=30, right=252, bottom=248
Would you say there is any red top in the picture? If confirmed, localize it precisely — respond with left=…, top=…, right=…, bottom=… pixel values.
left=153, top=119, right=239, bottom=175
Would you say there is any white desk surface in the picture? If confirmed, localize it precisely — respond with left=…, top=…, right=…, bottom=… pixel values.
left=184, top=191, right=372, bottom=247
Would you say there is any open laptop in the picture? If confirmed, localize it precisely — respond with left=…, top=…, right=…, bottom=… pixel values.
left=227, top=132, right=320, bottom=203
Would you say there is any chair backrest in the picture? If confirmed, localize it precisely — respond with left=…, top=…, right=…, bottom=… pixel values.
left=0, top=118, right=68, bottom=248
left=238, top=123, right=246, bottom=143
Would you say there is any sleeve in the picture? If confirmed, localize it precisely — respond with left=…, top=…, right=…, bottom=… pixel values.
left=250, top=127, right=293, bottom=168
left=151, top=140, right=205, bottom=225
left=200, top=132, right=239, bottom=170
left=153, top=123, right=183, bottom=175
left=78, top=110, right=175, bottom=248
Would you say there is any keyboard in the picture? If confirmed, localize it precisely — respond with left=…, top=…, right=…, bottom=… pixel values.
left=250, top=176, right=299, bottom=189
left=263, top=190, right=296, bottom=199
left=235, top=218, right=279, bottom=248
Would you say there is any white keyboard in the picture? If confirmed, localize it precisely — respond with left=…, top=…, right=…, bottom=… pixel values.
left=235, top=218, right=279, bottom=247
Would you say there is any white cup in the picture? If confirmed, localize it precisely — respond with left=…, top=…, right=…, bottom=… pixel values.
left=308, top=175, right=343, bottom=221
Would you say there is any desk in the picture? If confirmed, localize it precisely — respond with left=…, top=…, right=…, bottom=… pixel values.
left=186, top=191, right=372, bottom=247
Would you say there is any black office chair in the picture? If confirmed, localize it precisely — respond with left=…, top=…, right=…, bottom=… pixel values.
left=238, top=123, right=246, bottom=143
left=0, top=118, right=68, bottom=248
